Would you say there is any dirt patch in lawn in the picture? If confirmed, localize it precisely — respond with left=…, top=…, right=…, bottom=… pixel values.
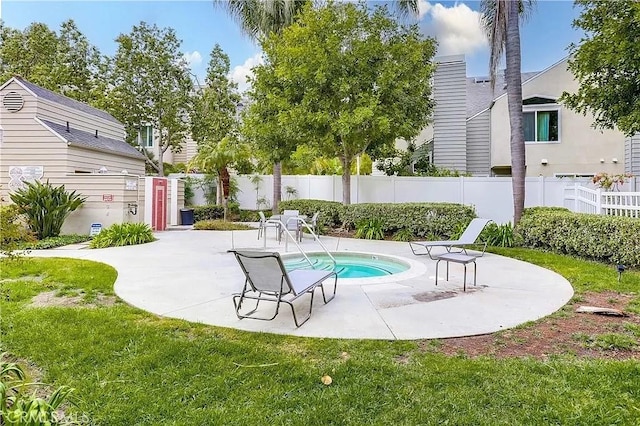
left=29, top=291, right=118, bottom=308
left=422, top=291, right=640, bottom=360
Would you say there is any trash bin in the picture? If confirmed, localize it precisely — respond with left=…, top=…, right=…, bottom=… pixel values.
left=180, top=208, right=194, bottom=225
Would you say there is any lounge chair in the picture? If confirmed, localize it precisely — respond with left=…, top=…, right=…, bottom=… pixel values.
left=408, top=218, right=493, bottom=259
left=228, top=250, right=337, bottom=327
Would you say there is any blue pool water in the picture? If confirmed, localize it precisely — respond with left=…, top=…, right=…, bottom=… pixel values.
left=283, top=253, right=409, bottom=278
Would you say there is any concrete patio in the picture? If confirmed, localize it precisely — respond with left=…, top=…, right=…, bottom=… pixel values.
left=30, top=228, right=574, bottom=340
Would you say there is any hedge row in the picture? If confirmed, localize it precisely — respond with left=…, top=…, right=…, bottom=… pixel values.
left=278, top=200, right=344, bottom=228
left=517, top=208, right=640, bottom=267
left=279, top=200, right=476, bottom=238
left=193, top=205, right=224, bottom=222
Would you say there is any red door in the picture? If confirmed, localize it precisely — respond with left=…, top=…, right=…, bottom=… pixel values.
left=152, top=178, right=167, bottom=231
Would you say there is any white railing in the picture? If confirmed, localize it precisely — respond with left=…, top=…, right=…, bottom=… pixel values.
left=569, top=184, right=640, bottom=218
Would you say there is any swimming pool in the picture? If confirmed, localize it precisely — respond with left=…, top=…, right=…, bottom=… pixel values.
left=283, top=252, right=410, bottom=278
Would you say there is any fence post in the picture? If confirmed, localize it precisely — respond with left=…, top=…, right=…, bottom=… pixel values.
left=460, top=176, right=465, bottom=205
left=574, top=183, right=579, bottom=213
left=539, top=175, right=545, bottom=206
left=392, top=175, right=396, bottom=203
left=596, top=188, right=602, bottom=215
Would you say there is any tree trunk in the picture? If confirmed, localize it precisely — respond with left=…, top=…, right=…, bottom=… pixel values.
left=216, top=177, right=223, bottom=205
left=273, top=162, right=282, bottom=214
left=505, top=1, right=525, bottom=226
left=341, top=156, right=351, bottom=205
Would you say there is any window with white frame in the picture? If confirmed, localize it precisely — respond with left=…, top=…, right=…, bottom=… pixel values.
left=523, top=97, right=559, bottom=143
left=139, top=125, right=154, bottom=148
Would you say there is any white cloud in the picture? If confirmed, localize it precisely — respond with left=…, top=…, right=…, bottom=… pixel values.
left=183, top=51, right=203, bottom=68
left=230, top=53, right=264, bottom=93
left=417, top=0, right=432, bottom=20
left=419, top=2, right=488, bottom=57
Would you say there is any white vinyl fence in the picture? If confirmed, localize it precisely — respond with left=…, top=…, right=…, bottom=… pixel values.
left=567, top=184, right=640, bottom=218
left=183, top=175, right=591, bottom=224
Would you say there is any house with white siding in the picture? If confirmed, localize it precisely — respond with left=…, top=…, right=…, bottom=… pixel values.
left=416, top=56, right=638, bottom=180
left=0, top=76, right=148, bottom=233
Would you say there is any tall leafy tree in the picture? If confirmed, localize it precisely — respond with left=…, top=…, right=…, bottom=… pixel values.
left=191, top=45, right=241, bottom=147
left=250, top=2, right=436, bottom=204
left=561, top=0, right=640, bottom=137
left=107, top=22, right=193, bottom=176
left=191, top=45, right=245, bottom=204
left=216, top=0, right=308, bottom=213
left=480, top=0, right=535, bottom=226
left=0, top=20, right=106, bottom=104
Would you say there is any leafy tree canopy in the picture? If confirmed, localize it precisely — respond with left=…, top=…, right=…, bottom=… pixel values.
left=107, top=22, right=194, bottom=176
left=0, top=19, right=107, bottom=104
left=561, top=0, right=640, bottom=136
left=246, top=1, right=436, bottom=204
left=191, top=45, right=242, bottom=148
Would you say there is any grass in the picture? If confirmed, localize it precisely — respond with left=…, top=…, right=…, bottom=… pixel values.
left=1, top=252, right=640, bottom=424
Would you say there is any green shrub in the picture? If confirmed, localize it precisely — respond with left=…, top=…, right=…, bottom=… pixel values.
left=238, top=209, right=261, bottom=222
left=0, top=204, right=34, bottom=249
left=392, top=228, right=415, bottom=242
left=1, top=353, right=78, bottom=424
left=89, top=222, right=156, bottom=248
left=193, top=220, right=254, bottom=231
left=193, top=204, right=224, bottom=222
left=522, top=206, right=571, bottom=216
left=341, top=203, right=476, bottom=238
left=355, top=218, right=385, bottom=240
left=20, top=234, right=91, bottom=249
left=9, top=180, right=86, bottom=239
left=517, top=209, right=640, bottom=267
left=481, top=222, right=516, bottom=248
left=278, top=199, right=344, bottom=228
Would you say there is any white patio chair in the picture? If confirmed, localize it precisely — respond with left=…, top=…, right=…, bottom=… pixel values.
left=257, top=211, right=279, bottom=240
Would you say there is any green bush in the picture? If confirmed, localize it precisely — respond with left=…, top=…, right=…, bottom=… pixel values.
left=278, top=199, right=344, bottom=228
left=193, top=220, right=254, bottom=231
left=392, top=228, right=415, bottom=242
left=0, top=204, right=34, bottom=248
left=481, top=222, right=516, bottom=248
left=238, top=209, right=261, bottom=222
left=1, top=353, right=78, bottom=424
left=9, top=180, right=86, bottom=239
left=20, top=234, right=91, bottom=249
left=89, top=222, right=156, bottom=248
left=517, top=209, right=640, bottom=267
left=341, top=203, right=476, bottom=238
left=355, top=218, right=385, bottom=240
left=193, top=205, right=224, bottom=222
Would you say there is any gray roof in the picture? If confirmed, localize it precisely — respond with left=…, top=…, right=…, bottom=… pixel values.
left=41, top=119, right=145, bottom=160
left=466, top=71, right=541, bottom=118
left=16, top=76, right=120, bottom=124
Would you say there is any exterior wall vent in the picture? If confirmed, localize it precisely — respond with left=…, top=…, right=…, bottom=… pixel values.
left=2, top=91, right=25, bottom=112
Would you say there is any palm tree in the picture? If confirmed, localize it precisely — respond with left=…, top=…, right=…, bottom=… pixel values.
left=397, top=0, right=532, bottom=225
left=216, top=0, right=308, bottom=214
left=480, top=0, right=535, bottom=226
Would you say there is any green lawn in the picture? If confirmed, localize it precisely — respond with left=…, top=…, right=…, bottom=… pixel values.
left=1, top=253, right=639, bottom=425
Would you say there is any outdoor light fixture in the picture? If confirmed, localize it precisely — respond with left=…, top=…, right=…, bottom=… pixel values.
left=617, top=264, right=626, bottom=282
left=612, top=158, right=619, bottom=164
left=540, top=159, right=548, bottom=165
left=600, top=158, right=605, bottom=163
left=128, top=203, right=138, bottom=216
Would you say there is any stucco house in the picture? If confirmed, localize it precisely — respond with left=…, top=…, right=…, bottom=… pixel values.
left=0, top=76, right=148, bottom=233
left=417, top=56, right=639, bottom=180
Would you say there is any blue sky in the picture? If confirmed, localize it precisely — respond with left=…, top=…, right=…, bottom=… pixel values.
left=1, top=0, right=584, bottom=91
